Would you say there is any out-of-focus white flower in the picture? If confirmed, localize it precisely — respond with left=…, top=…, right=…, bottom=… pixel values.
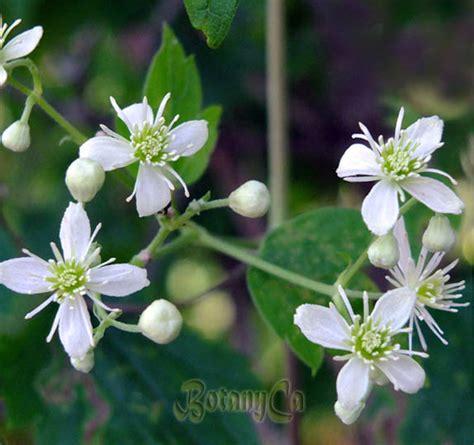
left=422, top=214, right=456, bottom=252
left=0, top=203, right=149, bottom=359
left=0, top=17, right=43, bottom=87
left=79, top=94, right=208, bottom=217
left=337, top=107, right=464, bottom=235
left=228, top=180, right=270, bottom=218
left=1, top=119, right=30, bottom=152
left=294, top=286, right=426, bottom=424
left=387, top=218, right=468, bottom=351
left=138, top=299, right=183, bottom=344
left=65, top=158, right=105, bottom=203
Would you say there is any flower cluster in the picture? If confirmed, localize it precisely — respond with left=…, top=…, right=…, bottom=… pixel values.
left=296, top=108, right=468, bottom=424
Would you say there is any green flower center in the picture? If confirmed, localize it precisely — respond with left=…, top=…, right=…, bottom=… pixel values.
left=417, top=273, right=444, bottom=306
left=46, top=260, right=88, bottom=302
left=131, top=122, right=172, bottom=165
left=352, top=318, right=394, bottom=361
left=380, top=139, right=426, bottom=181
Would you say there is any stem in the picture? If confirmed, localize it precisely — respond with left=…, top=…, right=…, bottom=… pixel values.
left=267, top=0, right=288, bottom=228
left=197, top=227, right=335, bottom=297
left=110, top=319, right=141, bottom=333
left=130, top=226, right=171, bottom=267
left=7, top=77, right=87, bottom=145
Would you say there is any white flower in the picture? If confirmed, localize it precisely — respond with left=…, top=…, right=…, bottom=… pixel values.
left=294, top=286, right=426, bottom=424
left=0, top=202, right=149, bottom=359
left=79, top=94, right=208, bottom=217
left=387, top=218, right=468, bottom=351
left=0, top=17, right=43, bottom=87
left=337, top=107, right=464, bottom=235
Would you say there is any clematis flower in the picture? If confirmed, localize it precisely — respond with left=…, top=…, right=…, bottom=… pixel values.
left=79, top=94, right=208, bottom=217
left=386, top=218, right=468, bottom=351
left=0, top=17, right=43, bottom=87
left=294, top=286, right=426, bottom=424
left=337, top=107, right=464, bottom=235
left=0, top=203, right=149, bottom=359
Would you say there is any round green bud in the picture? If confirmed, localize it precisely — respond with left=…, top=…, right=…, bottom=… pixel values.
left=1, top=120, right=30, bottom=152
left=138, top=299, right=183, bottom=344
left=229, top=180, right=270, bottom=218
left=368, top=232, right=400, bottom=269
left=70, top=349, right=94, bottom=373
left=65, top=158, right=105, bottom=203
left=422, top=214, right=456, bottom=252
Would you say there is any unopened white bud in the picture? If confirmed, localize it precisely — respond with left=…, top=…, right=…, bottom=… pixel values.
left=368, top=232, right=399, bottom=269
left=138, top=299, right=183, bottom=344
left=228, top=180, right=270, bottom=218
left=334, top=400, right=365, bottom=425
left=70, top=349, right=94, bottom=373
left=1, top=120, right=30, bottom=152
left=65, top=158, right=105, bottom=203
left=422, top=214, right=456, bottom=252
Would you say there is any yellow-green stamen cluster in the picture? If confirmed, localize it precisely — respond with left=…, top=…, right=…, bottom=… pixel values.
left=46, top=260, right=88, bottom=302
left=351, top=318, right=395, bottom=361
left=380, top=138, right=426, bottom=181
left=131, top=121, right=173, bottom=165
left=416, top=273, right=445, bottom=307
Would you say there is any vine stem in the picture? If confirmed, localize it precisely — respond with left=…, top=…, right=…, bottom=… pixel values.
left=7, top=77, right=88, bottom=145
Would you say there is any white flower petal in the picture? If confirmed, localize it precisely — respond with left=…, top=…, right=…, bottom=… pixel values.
left=0, top=65, right=7, bottom=87
left=79, top=136, right=134, bottom=171
left=168, top=120, right=208, bottom=157
left=334, top=400, right=365, bottom=425
left=294, top=304, right=351, bottom=350
left=376, top=354, right=425, bottom=393
left=88, top=264, right=149, bottom=297
left=371, top=287, right=416, bottom=331
left=336, top=143, right=381, bottom=178
left=60, top=202, right=91, bottom=261
left=336, top=357, right=371, bottom=408
left=361, top=180, right=399, bottom=235
left=135, top=164, right=172, bottom=217
left=58, top=295, right=94, bottom=359
left=402, top=176, right=464, bottom=214
left=392, top=218, right=412, bottom=274
left=1, top=26, right=43, bottom=61
left=404, top=116, right=443, bottom=158
left=120, top=101, right=154, bottom=132
left=0, top=257, right=50, bottom=294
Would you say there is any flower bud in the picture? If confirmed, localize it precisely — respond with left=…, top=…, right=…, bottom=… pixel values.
left=228, top=180, right=270, bottom=218
left=138, top=299, right=183, bottom=344
left=70, top=349, right=94, bottom=373
left=422, top=214, right=456, bottom=252
left=1, top=120, right=30, bottom=152
left=368, top=232, right=400, bottom=269
left=334, top=400, right=365, bottom=425
left=462, top=226, right=474, bottom=265
left=65, top=158, right=105, bottom=203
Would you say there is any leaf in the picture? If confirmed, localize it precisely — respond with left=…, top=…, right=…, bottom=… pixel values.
left=184, top=0, right=240, bottom=48
left=143, top=24, right=202, bottom=122
left=247, top=208, right=374, bottom=372
left=172, top=105, right=222, bottom=184
left=141, top=25, right=220, bottom=185
left=94, top=328, right=261, bottom=445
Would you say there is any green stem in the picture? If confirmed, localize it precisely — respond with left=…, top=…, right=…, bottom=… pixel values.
left=267, top=0, right=288, bottom=228
left=110, top=319, right=141, bottom=333
left=130, top=226, right=171, bottom=266
left=7, top=77, right=87, bottom=145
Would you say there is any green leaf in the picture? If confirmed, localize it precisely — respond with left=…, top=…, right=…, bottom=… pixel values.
left=141, top=24, right=221, bottom=185
left=144, top=24, right=202, bottom=122
left=184, top=0, right=240, bottom=49
left=94, top=329, right=261, bottom=445
left=247, top=208, right=374, bottom=372
left=172, top=105, right=222, bottom=184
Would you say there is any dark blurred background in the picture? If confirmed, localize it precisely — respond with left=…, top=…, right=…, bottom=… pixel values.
left=0, top=1, right=473, bottom=444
